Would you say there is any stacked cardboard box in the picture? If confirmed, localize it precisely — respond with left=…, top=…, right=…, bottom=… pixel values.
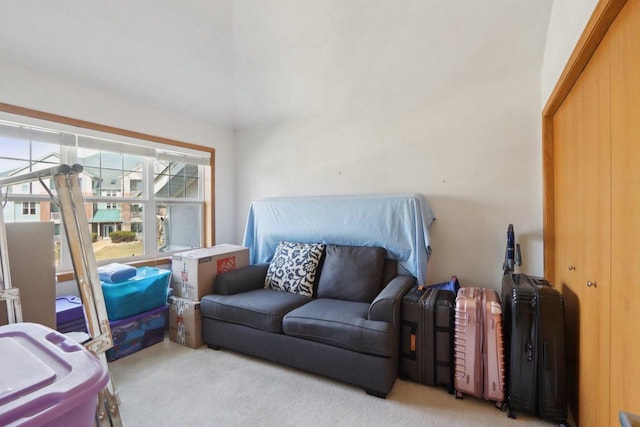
left=169, top=244, right=249, bottom=348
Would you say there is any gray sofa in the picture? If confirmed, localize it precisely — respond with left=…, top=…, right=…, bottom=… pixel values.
left=200, top=243, right=415, bottom=398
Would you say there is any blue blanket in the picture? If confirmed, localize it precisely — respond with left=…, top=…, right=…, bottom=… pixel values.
left=98, top=263, right=137, bottom=284
left=242, top=193, right=435, bottom=285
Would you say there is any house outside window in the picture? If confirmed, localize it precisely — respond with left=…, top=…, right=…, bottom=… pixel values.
left=0, top=111, right=213, bottom=273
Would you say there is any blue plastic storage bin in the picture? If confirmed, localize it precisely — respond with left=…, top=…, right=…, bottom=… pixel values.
left=101, top=267, right=171, bottom=321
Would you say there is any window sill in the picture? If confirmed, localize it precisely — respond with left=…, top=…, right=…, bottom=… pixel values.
left=56, top=257, right=172, bottom=283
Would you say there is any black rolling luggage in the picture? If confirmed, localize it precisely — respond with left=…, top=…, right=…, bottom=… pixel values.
left=502, top=273, right=568, bottom=423
left=501, top=225, right=568, bottom=425
left=400, top=284, right=456, bottom=393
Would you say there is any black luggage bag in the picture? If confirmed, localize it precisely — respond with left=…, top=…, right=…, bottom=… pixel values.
left=400, top=285, right=456, bottom=393
left=501, top=273, right=568, bottom=424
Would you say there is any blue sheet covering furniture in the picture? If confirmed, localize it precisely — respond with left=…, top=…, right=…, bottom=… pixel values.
left=242, top=193, right=435, bottom=285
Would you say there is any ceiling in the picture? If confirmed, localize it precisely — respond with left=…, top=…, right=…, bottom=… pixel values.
left=0, top=1, right=553, bottom=129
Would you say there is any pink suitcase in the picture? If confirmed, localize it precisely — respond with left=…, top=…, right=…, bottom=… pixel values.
left=454, top=287, right=505, bottom=408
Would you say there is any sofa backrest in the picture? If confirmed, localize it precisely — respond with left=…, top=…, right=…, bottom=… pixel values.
left=381, top=258, right=398, bottom=287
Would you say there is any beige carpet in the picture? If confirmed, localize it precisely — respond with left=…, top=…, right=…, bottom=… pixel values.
left=108, top=337, right=557, bottom=427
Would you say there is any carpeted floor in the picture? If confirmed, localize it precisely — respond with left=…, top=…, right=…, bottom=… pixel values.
left=108, top=337, right=559, bottom=427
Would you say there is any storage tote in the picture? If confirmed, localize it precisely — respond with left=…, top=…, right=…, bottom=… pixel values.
left=102, top=266, right=171, bottom=320
left=0, top=322, right=108, bottom=427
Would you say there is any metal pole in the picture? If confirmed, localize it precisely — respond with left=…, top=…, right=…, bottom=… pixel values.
left=0, top=198, right=22, bottom=323
left=0, top=164, right=72, bottom=188
left=52, top=167, right=122, bottom=426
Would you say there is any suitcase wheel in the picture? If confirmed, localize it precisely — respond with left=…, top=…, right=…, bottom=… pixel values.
left=455, top=390, right=463, bottom=399
left=507, top=406, right=517, bottom=419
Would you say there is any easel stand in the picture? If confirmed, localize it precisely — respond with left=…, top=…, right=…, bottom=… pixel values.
left=0, top=164, right=122, bottom=426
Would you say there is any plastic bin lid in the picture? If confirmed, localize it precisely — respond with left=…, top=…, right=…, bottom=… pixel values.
left=0, top=339, right=56, bottom=403
left=0, top=322, right=109, bottom=427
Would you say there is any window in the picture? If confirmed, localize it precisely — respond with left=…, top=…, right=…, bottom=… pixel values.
left=0, top=106, right=214, bottom=273
left=156, top=203, right=202, bottom=252
left=130, top=179, right=142, bottom=196
left=22, top=202, right=36, bottom=215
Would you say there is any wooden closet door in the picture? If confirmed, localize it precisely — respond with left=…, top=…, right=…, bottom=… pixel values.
left=553, top=30, right=611, bottom=427
left=609, top=0, right=640, bottom=423
left=577, top=36, right=611, bottom=427
left=553, top=63, right=583, bottom=421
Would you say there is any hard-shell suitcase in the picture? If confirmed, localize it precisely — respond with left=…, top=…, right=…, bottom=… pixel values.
left=454, top=287, right=505, bottom=407
left=400, top=285, right=456, bottom=393
left=502, top=273, right=568, bottom=424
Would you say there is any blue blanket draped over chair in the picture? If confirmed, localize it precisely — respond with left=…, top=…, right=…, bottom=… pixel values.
left=242, top=193, right=435, bottom=285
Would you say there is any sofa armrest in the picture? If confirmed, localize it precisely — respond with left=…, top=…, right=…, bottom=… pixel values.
left=368, top=275, right=415, bottom=324
left=214, top=263, right=269, bottom=295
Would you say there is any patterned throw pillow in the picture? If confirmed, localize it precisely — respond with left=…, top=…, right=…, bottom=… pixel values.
left=264, top=241, right=325, bottom=297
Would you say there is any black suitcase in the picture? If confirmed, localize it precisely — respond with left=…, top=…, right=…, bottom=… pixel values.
left=400, top=285, right=455, bottom=393
left=501, top=273, right=568, bottom=424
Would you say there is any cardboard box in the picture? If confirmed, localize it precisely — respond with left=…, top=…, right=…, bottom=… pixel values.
left=171, top=244, right=249, bottom=301
left=0, top=222, right=56, bottom=329
left=169, top=297, right=203, bottom=349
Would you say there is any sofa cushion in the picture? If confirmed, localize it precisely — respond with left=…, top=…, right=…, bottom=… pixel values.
left=264, top=241, right=325, bottom=297
left=200, top=289, right=310, bottom=333
left=316, top=245, right=386, bottom=303
left=282, top=298, right=394, bottom=357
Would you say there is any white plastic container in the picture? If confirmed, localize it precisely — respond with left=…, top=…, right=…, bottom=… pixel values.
left=0, top=322, right=109, bottom=427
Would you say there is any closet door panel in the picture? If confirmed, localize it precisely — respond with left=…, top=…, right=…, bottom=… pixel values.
left=553, top=71, right=583, bottom=422
left=609, top=0, right=640, bottom=423
left=577, top=35, right=611, bottom=427
left=553, top=32, right=611, bottom=426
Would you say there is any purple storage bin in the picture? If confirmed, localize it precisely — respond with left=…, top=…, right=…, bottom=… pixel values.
left=0, top=322, right=108, bottom=427
left=55, top=295, right=86, bottom=333
left=57, top=319, right=88, bottom=334
left=107, top=304, right=168, bottom=362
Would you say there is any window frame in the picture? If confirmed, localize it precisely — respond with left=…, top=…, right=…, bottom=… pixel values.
left=0, top=102, right=216, bottom=282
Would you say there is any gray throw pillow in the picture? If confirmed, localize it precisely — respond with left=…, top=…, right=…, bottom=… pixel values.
left=316, top=245, right=386, bottom=303
left=264, top=241, right=326, bottom=297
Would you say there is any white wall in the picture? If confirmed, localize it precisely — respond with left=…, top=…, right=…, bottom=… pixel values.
left=541, top=0, right=599, bottom=105
left=0, top=61, right=236, bottom=244
left=235, top=70, right=545, bottom=290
